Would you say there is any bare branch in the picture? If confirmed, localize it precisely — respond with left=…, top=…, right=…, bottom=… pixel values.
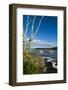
left=28, top=19, right=31, bottom=25
left=31, top=16, right=36, bottom=38
left=33, top=16, right=44, bottom=38
left=24, top=16, right=31, bottom=38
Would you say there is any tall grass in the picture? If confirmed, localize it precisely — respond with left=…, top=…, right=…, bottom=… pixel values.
left=23, top=50, right=45, bottom=74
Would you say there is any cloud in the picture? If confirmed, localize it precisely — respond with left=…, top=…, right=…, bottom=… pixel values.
left=31, top=39, right=53, bottom=48
left=32, top=39, right=50, bottom=45
left=25, top=38, right=56, bottom=48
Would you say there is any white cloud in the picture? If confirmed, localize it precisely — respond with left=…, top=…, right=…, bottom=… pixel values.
left=24, top=38, right=57, bottom=48
left=32, top=39, right=51, bottom=46
left=31, top=39, right=54, bottom=48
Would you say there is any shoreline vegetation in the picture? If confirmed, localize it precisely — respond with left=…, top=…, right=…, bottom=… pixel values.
left=23, top=50, right=45, bottom=74
left=23, top=47, right=57, bottom=75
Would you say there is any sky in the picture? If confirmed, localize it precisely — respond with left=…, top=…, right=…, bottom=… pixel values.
left=23, top=15, right=57, bottom=48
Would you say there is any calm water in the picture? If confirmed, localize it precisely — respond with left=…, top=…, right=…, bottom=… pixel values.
left=42, top=50, right=57, bottom=59
left=35, top=49, right=57, bottom=60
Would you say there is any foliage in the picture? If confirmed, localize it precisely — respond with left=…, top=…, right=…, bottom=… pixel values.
left=23, top=50, right=45, bottom=74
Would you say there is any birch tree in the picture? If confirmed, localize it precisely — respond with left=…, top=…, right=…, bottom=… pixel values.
left=24, top=15, right=44, bottom=50
left=23, top=16, right=31, bottom=50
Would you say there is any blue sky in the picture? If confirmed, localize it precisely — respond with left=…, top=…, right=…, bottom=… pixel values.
left=23, top=15, right=57, bottom=48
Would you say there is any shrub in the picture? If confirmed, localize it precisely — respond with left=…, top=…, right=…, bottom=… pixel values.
left=23, top=50, right=45, bottom=74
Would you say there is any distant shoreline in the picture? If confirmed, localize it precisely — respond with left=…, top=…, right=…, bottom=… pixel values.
left=34, top=47, right=57, bottom=50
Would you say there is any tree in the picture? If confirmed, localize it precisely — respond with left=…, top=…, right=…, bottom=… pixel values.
left=23, top=15, right=44, bottom=50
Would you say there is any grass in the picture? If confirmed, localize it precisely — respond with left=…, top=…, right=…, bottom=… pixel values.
left=23, top=50, right=45, bottom=74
